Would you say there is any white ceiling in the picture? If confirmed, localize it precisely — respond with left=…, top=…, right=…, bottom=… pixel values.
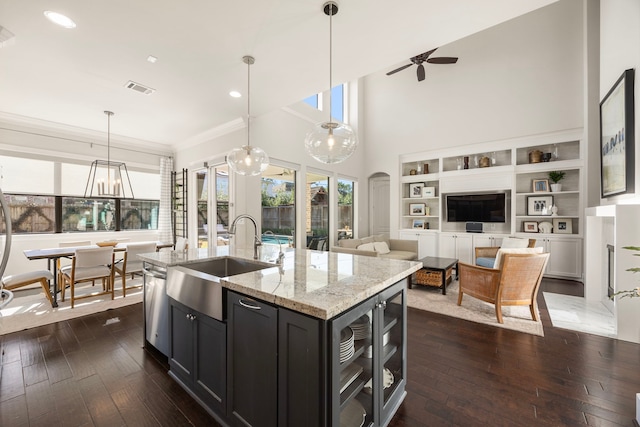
left=0, top=0, right=556, bottom=149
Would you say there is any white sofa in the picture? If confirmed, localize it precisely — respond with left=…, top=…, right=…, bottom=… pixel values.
left=331, top=234, right=418, bottom=261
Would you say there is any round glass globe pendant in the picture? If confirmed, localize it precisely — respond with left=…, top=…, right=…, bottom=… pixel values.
left=226, top=144, right=269, bottom=176
left=227, top=55, right=269, bottom=176
left=305, top=1, right=358, bottom=164
left=305, top=121, right=357, bottom=164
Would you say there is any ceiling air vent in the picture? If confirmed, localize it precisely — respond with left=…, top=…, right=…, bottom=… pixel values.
left=125, top=80, right=155, bottom=95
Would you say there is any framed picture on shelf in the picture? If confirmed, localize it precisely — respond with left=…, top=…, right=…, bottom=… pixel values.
left=409, top=183, right=424, bottom=198
left=409, top=203, right=425, bottom=216
left=422, top=186, right=436, bottom=197
left=532, top=179, right=549, bottom=193
left=527, top=195, right=553, bottom=216
left=552, top=218, right=572, bottom=234
left=412, top=219, right=425, bottom=229
left=523, top=221, right=539, bottom=233
left=600, top=68, right=635, bottom=198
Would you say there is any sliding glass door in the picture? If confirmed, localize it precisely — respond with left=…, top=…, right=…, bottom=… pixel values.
left=194, top=163, right=229, bottom=249
left=261, top=165, right=296, bottom=248
left=306, top=172, right=329, bottom=251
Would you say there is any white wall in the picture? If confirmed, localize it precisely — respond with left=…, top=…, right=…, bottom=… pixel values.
left=600, top=0, right=640, bottom=203
left=362, top=0, right=585, bottom=237
left=0, top=115, right=170, bottom=172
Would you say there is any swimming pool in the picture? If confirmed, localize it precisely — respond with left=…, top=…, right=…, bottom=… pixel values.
left=261, top=235, right=292, bottom=245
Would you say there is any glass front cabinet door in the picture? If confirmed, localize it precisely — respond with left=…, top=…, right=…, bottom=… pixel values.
left=329, top=279, right=407, bottom=427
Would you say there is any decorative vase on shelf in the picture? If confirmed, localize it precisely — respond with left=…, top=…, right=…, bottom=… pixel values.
left=550, top=183, right=562, bottom=192
left=528, top=150, right=543, bottom=163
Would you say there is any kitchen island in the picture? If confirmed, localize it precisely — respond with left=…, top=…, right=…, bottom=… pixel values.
left=139, top=245, right=421, bottom=427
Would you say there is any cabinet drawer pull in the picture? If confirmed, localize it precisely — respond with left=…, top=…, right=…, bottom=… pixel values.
left=239, top=299, right=261, bottom=310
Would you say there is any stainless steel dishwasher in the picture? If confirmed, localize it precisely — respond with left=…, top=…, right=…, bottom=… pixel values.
left=143, top=262, right=169, bottom=356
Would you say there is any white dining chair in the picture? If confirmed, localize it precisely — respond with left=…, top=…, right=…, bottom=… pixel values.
left=114, top=242, right=156, bottom=297
left=60, top=247, right=115, bottom=308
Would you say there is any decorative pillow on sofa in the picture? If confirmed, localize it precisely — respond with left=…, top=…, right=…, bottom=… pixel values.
left=357, top=242, right=376, bottom=252
left=360, top=236, right=375, bottom=245
left=373, top=241, right=391, bottom=255
left=494, top=247, right=543, bottom=269
left=373, top=234, right=390, bottom=245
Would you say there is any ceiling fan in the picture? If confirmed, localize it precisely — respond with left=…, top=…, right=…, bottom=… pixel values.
left=386, top=48, right=458, bottom=82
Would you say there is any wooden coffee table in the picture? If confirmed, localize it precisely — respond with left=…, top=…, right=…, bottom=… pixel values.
left=411, top=256, right=458, bottom=295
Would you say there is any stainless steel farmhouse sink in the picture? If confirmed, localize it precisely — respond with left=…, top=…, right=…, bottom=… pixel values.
left=166, top=257, right=272, bottom=321
left=185, top=257, right=272, bottom=277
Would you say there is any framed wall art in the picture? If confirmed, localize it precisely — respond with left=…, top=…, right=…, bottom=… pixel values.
left=523, top=221, right=539, bottom=233
left=412, top=219, right=425, bottom=229
left=552, top=218, right=572, bottom=234
left=527, top=195, right=553, bottom=216
left=532, top=179, right=549, bottom=193
left=422, top=186, right=436, bottom=197
left=409, top=203, right=425, bottom=216
left=600, top=68, right=635, bottom=198
left=409, top=182, right=424, bottom=198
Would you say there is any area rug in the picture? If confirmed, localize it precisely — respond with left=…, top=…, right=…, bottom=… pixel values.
left=407, top=280, right=544, bottom=336
left=0, top=279, right=143, bottom=336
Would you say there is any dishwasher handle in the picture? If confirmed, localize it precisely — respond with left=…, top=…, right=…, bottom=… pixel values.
left=143, top=265, right=167, bottom=280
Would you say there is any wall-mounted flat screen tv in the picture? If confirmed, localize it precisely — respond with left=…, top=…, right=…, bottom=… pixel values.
left=446, top=193, right=506, bottom=223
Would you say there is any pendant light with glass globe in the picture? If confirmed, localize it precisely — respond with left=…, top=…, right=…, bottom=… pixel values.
left=226, top=56, right=269, bottom=176
left=304, top=1, right=358, bottom=164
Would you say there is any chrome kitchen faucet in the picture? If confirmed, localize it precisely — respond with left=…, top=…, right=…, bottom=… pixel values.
left=229, top=214, right=261, bottom=259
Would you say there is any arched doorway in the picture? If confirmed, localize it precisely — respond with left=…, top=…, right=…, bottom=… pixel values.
left=368, top=173, right=390, bottom=236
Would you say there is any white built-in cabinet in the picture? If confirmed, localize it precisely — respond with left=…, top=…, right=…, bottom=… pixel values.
left=399, top=231, right=438, bottom=258
left=472, top=234, right=504, bottom=249
left=438, top=233, right=473, bottom=265
left=398, top=129, right=584, bottom=280
left=537, top=236, right=583, bottom=278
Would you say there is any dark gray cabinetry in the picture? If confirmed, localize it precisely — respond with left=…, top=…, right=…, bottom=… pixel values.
left=329, top=279, right=407, bottom=427
left=278, top=307, right=324, bottom=427
left=227, top=291, right=324, bottom=427
left=169, top=298, right=226, bottom=415
left=169, top=280, right=406, bottom=426
left=227, top=292, right=278, bottom=427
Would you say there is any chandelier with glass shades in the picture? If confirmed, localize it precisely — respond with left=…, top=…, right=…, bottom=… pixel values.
left=304, top=1, right=358, bottom=164
left=84, top=111, right=134, bottom=198
left=226, top=56, right=270, bottom=176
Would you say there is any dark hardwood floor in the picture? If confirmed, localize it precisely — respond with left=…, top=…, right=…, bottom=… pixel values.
left=1, top=278, right=639, bottom=426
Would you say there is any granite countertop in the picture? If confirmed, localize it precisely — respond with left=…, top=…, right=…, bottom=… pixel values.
left=139, top=245, right=421, bottom=320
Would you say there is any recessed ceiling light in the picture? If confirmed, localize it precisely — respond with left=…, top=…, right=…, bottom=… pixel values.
left=147, top=55, right=158, bottom=63
left=44, top=11, right=76, bottom=29
left=229, top=91, right=242, bottom=98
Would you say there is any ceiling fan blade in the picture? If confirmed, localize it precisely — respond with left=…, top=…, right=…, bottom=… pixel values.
left=416, top=64, right=425, bottom=81
left=386, top=63, right=413, bottom=76
left=426, top=57, right=458, bottom=64
left=413, top=48, right=438, bottom=63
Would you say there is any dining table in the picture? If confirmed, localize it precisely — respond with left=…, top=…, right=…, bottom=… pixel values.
left=23, top=241, right=174, bottom=307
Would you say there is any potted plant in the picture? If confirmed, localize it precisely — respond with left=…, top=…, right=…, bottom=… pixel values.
left=548, top=171, right=566, bottom=192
